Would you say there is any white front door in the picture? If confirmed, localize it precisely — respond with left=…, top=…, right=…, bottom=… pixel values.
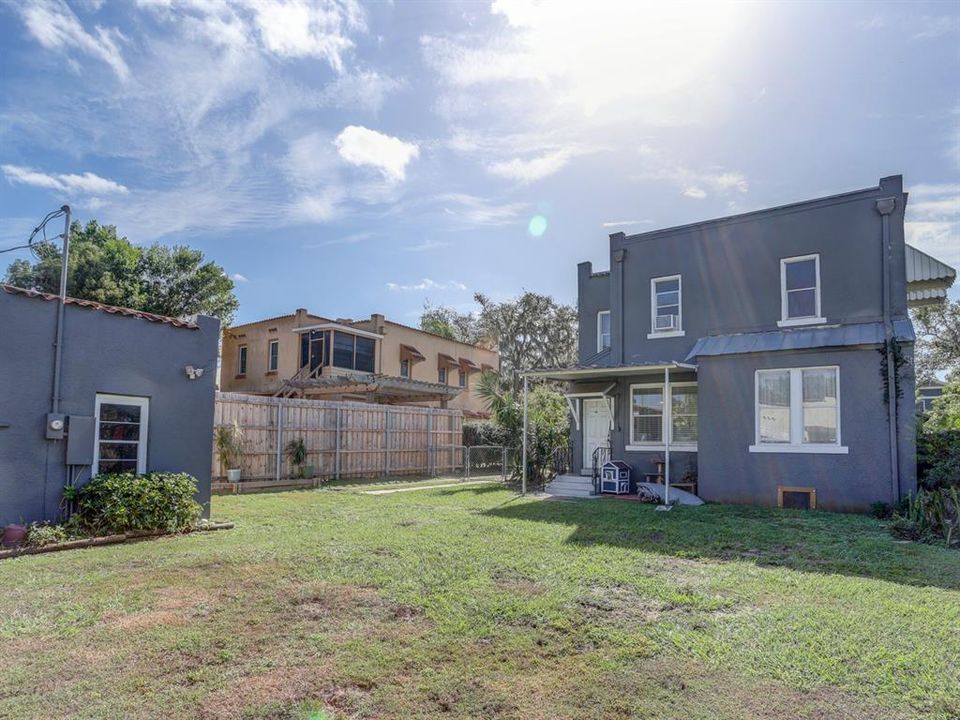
left=583, top=398, right=611, bottom=469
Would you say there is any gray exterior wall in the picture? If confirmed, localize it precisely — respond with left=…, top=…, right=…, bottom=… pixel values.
left=574, top=175, right=916, bottom=512
left=0, top=290, right=219, bottom=525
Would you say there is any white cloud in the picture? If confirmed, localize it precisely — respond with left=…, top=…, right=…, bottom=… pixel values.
left=433, top=193, right=528, bottom=226
left=683, top=186, right=707, bottom=200
left=601, top=219, right=653, bottom=228
left=231, top=273, right=248, bottom=282
left=334, top=125, right=420, bottom=182
left=386, top=278, right=467, bottom=292
left=487, top=147, right=580, bottom=184
left=303, top=232, right=373, bottom=249
left=404, top=240, right=449, bottom=252
left=629, top=146, right=749, bottom=199
left=905, top=183, right=960, bottom=271
left=1, top=164, right=128, bottom=195
left=19, top=0, right=129, bottom=80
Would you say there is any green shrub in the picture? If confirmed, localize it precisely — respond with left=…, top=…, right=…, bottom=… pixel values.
left=463, top=421, right=508, bottom=447
left=890, top=487, right=960, bottom=548
left=74, top=472, right=202, bottom=534
left=25, top=522, right=71, bottom=547
left=917, top=426, right=960, bottom=491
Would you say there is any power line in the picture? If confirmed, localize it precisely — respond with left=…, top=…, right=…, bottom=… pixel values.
left=0, top=207, right=68, bottom=255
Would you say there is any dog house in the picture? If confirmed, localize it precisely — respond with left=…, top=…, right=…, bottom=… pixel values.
left=600, top=460, right=631, bottom=495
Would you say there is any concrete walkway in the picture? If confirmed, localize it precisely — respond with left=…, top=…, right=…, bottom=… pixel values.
left=362, top=479, right=501, bottom=495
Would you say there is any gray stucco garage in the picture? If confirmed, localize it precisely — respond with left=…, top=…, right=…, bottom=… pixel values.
left=0, top=284, right=219, bottom=525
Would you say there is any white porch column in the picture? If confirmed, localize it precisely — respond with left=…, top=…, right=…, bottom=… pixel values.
left=664, top=366, right=670, bottom=505
left=521, top=374, right=529, bottom=495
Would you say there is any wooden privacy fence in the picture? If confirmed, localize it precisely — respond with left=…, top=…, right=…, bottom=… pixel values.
left=212, top=392, right=464, bottom=481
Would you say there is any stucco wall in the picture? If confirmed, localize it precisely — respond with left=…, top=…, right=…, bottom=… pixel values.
left=697, top=347, right=916, bottom=512
left=0, top=290, right=219, bottom=525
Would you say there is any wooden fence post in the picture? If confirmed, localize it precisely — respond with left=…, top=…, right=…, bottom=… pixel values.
left=275, top=399, right=284, bottom=482
left=384, top=407, right=391, bottom=477
left=335, top=406, right=342, bottom=480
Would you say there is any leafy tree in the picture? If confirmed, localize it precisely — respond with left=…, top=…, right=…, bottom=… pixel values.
left=474, top=291, right=577, bottom=393
left=420, top=301, right=482, bottom=344
left=420, top=292, right=578, bottom=393
left=924, top=380, right=960, bottom=432
left=4, top=220, right=238, bottom=325
left=911, top=300, right=960, bottom=383
left=476, top=370, right=569, bottom=485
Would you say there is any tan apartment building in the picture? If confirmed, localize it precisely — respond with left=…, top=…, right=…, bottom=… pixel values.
left=220, top=309, right=499, bottom=417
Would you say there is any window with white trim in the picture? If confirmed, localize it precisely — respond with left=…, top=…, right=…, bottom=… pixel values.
left=628, top=383, right=698, bottom=448
left=94, top=394, right=148, bottom=476
left=649, top=275, right=683, bottom=338
left=268, top=339, right=279, bottom=372
left=597, top=310, right=611, bottom=351
left=779, top=254, right=823, bottom=326
left=752, top=367, right=845, bottom=453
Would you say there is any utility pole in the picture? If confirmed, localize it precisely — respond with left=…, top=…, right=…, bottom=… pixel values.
left=50, top=205, right=72, bottom=415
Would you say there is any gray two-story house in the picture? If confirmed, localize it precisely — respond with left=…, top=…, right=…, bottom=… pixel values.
left=528, top=175, right=956, bottom=512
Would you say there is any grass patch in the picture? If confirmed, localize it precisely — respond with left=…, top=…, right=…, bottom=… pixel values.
left=0, top=487, right=957, bottom=719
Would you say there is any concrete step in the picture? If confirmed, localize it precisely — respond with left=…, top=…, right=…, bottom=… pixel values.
left=545, top=487, right=597, bottom=498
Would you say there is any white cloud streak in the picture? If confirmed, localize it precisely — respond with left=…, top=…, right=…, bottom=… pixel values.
left=905, top=183, right=960, bottom=271
left=486, top=147, right=580, bottom=184
left=2, top=164, right=128, bottom=195
left=386, top=278, right=467, bottom=292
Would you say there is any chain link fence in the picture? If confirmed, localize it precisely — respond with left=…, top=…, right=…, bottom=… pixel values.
left=430, top=445, right=508, bottom=482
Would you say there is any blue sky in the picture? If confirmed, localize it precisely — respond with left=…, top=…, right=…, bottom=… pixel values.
left=0, top=0, right=957, bottom=325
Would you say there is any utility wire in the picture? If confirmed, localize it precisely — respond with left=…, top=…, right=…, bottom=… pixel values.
left=0, top=208, right=67, bottom=254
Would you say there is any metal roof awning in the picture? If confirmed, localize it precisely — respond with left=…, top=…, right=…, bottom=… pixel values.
left=400, top=343, right=425, bottom=362
left=437, top=353, right=458, bottom=367
left=459, top=357, right=481, bottom=372
left=906, top=244, right=956, bottom=308
left=523, top=361, right=696, bottom=382
left=686, top=320, right=915, bottom=361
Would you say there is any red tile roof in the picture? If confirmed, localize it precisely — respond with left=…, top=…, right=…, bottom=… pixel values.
left=1, top=284, right=198, bottom=329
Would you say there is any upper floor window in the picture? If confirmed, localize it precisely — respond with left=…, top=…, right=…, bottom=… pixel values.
left=750, top=366, right=846, bottom=454
left=649, top=275, right=683, bottom=338
left=268, top=339, right=279, bottom=372
left=779, top=254, right=824, bottom=327
left=597, top=310, right=611, bottom=352
left=237, top=345, right=247, bottom=376
left=332, top=331, right=376, bottom=373
left=459, top=370, right=467, bottom=388
left=400, top=359, right=410, bottom=378
left=438, top=367, right=447, bottom=384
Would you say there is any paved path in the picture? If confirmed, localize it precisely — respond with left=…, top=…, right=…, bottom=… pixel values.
left=362, top=480, right=500, bottom=495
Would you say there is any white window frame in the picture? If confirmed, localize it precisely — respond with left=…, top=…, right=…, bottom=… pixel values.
left=237, top=344, right=248, bottom=376
left=778, top=254, right=825, bottom=327
left=749, top=366, right=847, bottom=454
left=597, top=310, right=611, bottom=352
left=93, top=394, right=149, bottom=476
left=648, top=275, right=685, bottom=339
left=267, top=339, right=279, bottom=372
left=626, top=382, right=698, bottom=452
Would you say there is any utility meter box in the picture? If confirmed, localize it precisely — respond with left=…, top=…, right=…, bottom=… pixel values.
left=66, top=415, right=95, bottom=466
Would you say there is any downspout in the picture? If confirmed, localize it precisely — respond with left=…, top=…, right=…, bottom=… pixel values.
left=876, top=197, right=899, bottom=504
left=613, top=248, right=626, bottom=366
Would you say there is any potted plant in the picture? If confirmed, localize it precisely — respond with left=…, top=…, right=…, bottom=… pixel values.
left=215, top=422, right=244, bottom=482
left=286, top=437, right=313, bottom=479
left=2, top=522, right=27, bottom=548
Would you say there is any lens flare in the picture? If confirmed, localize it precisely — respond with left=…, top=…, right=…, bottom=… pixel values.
left=528, top=214, right=547, bottom=237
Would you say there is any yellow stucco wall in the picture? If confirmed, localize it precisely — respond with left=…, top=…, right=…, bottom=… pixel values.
left=220, top=311, right=499, bottom=417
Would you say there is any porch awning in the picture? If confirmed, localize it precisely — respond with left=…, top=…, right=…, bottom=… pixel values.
left=437, top=353, right=458, bottom=367
left=522, top=361, right=696, bottom=382
left=906, top=244, right=955, bottom=308
left=685, top=320, right=915, bottom=361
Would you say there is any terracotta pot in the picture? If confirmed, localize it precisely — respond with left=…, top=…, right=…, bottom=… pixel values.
left=2, top=524, right=27, bottom=548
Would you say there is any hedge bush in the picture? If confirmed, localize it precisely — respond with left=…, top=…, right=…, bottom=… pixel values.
left=463, top=421, right=508, bottom=447
left=917, top=427, right=960, bottom=491
left=74, top=472, right=202, bottom=534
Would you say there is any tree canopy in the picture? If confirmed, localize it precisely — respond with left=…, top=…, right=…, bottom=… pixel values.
left=421, top=291, right=578, bottom=393
left=912, top=300, right=960, bottom=383
left=4, top=220, right=238, bottom=326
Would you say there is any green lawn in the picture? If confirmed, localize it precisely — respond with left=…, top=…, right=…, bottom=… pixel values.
left=1, top=485, right=959, bottom=719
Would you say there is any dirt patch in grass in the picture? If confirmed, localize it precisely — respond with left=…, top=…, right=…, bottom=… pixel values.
left=492, top=569, right=545, bottom=596
left=578, top=584, right=674, bottom=624
left=200, top=667, right=317, bottom=720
